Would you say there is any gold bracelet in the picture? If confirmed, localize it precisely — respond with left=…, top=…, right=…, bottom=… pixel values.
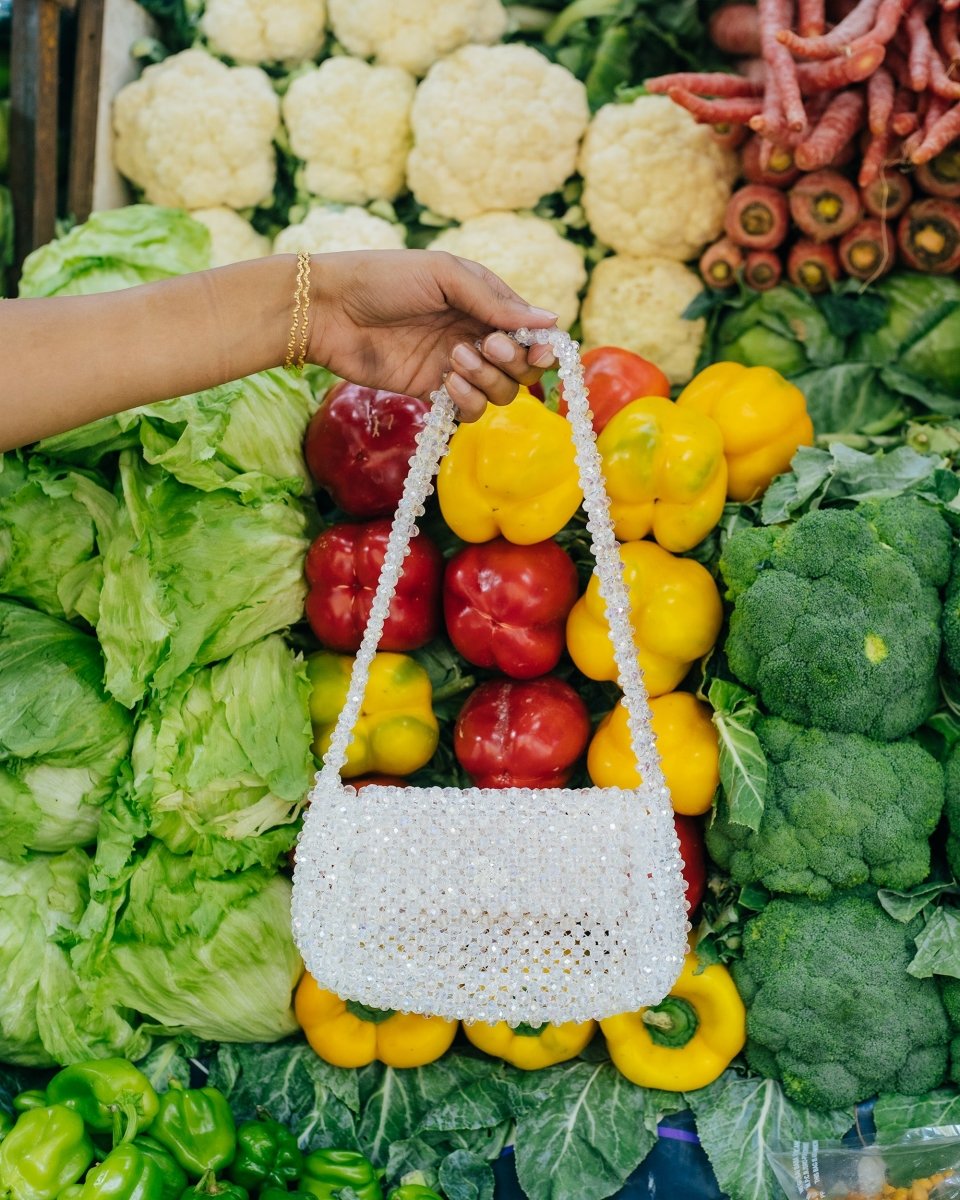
left=284, top=251, right=311, bottom=372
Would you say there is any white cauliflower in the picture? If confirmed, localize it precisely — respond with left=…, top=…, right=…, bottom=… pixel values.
left=579, top=95, right=738, bottom=261
left=579, top=254, right=705, bottom=385
left=200, top=0, right=326, bottom=65
left=282, top=58, right=415, bottom=205
left=327, top=0, right=507, bottom=76
left=191, top=207, right=272, bottom=266
left=113, top=49, right=280, bottom=210
left=429, top=212, right=586, bottom=330
left=274, top=205, right=406, bottom=254
left=407, top=44, right=589, bottom=222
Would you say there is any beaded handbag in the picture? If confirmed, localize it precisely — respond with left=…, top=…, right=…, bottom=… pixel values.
left=291, top=329, right=689, bottom=1027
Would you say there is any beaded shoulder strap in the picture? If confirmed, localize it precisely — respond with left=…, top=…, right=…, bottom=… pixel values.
left=319, top=329, right=667, bottom=798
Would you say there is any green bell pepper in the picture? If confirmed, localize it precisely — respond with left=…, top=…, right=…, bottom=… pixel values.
left=59, top=1186, right=84, bottom=1200
left=47, top=1060, right=159, bottom=1141
left=300, top=1150, right=382, bottom=1200
left=228, top=1115, right=303, bottom=1191
left=180, top=1177, right=247, bottom=1200
left=0, top=1111, right=13, bottom=1143
left=387, top=1188, right=444, bottom=1200
left=150, top=1085, right=236, bottom=1176
left=132, top=1138, right=188, bottom=1200
left=78, top=1144, right=164, bottom=1200
left=0, top=1105, right=95, bottom=1200
left=12, top=1090, right=48, bottom=1114
left=260, top=1189, right=315, bottom=1200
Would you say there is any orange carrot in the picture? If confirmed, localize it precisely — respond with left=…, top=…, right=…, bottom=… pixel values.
left=709, top=5, right=763, bottom=56
left=743, top=249, right=783, bottom=289
left=667, top=88, right=765, bottom=124
left=787, top=239, right=841, bottom=291
left=699, top=237, right=745, bottom=288
left=838, top=217, right=896, bottom=277
left=795, top=90, right=866, bottom=170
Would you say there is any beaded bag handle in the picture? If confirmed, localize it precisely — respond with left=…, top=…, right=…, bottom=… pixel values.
left=318, top=327, right=668, bottom=797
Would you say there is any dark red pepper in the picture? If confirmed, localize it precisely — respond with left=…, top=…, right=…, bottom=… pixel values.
left=305, top=519, right=443, bottom=653
left=443, top=538, right=579, bottom=679
left=454, top=677, right=591, bottom=788
left=558, top=346, right=671, bottom=435
left=675, top=813, right=707, bottom=913
left=304, top=383, right=430, bottom=518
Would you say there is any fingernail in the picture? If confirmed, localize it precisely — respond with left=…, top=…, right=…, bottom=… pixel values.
left=447, top=372, right=471, bottom=397
left=452, top=343, right=483, bottom=371
left=484, top=333, right=515, bottom=363
left=525, top=306, right=558, bottom=321
left=530, top=346, right=556, bottom=367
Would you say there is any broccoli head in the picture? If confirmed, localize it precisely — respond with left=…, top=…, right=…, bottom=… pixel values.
left=720, top=497, right=948, bottom=741
left=939, top=977, right=960, bottom=1085
left=706, top=717, right=944, bottom=900
left=942, top=744, right=960, bottom=880
left=733, top=893, right=949, bottom=1110
left=942, top=547, right=960, bottom=678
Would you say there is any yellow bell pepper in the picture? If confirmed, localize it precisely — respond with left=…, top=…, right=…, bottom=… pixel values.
left=596, top=396, right=728, bottom=552
left=437, top=386, right=582, bottom=545
left=600, top=953, right=746, bottom=1091
left=588, top=692, right=720, bottom=816
left=462, top=1018, right=595, bottom=1069
left=675, top=362, right=814, bottom=502
left=307, top=650, right=438, bottom=778
left=566, top=540, right=723, bottom=697
left=295, top=974, right=457, bottom=1068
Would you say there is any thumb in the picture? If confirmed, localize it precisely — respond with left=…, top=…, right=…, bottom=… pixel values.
left=439, top=254, right=558, bottom=330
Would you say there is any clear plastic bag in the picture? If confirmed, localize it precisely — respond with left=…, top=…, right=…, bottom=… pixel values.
left=768, top=1127, right=960, bottom=1200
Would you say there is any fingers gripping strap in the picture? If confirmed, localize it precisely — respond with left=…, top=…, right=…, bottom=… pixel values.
left=318, top=329, right=666, bottom=798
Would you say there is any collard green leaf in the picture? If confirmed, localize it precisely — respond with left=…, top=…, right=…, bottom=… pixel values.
left=419, top=1065, right=527, bottom=1133
left=386, top=1137, right=443, bottom=1190
left=791, top=365, right=907, bottom=439
left=513, top=1060, right=681, bottom=1200
left=134, top=1037, right=197, bottom=1091
left=438, top=1150, right=495, bottom=1200
left=879, top=367, right=960, bottom=417
left=207, top=1039, right=360, bottom=1150
left=707, top=680, right=766, bottom=831
left=874, top=1091, right=960, bottom=1141
left=908, top=908, right=960, bottom=979
left=685, top=1072, right=854, bottom=1200
left=878, top=881, right=957, bottom=924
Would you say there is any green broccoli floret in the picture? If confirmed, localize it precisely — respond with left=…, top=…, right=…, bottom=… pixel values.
left=942, top=549, right=960, bottom=677
left=706, top=717, right=944, bottom=900
left=720, top=497, right=947, bottom=741
left=939, top=977, right=960, bottom=1085
left=942, top=744, right=960, bottom=880
left=733, top=893, right=949, bottom=1110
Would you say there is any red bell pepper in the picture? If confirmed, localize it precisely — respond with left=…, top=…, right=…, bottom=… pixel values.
left=675, top=813, right=706, bottom=913
left=304, top=383, right=430, bottom=518
left=454, top=678, right=591, bottom=788
left=558, top=346, right=671, bottom=434
left=443, top=538, right=579, bottom=679
left=305, top=519, right=443, bottom=653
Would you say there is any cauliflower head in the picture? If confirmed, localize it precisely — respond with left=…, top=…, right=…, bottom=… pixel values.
left=707, top=717, right=944, bottom=900
left=327, top=0, right=508, bottom=76
left=428, top=212, right=586, bottom=329
left=113, top=49, right=280, bottom=210
left=720, top=497, right=950, bottom=741
left=199, top=0, right=326, bottom=66
left=282, top=58, right=415, bottom=205
left=274, top=205, right=406, bottom=254
left=579, top=95, right=737, bottom=261
left=579, top=254, right=703, bottom=385
left=407, top=44, right=588, bottom=222
left=734, top=893, right=949, bottom=1110
left=190, top=208, right=271, bottom=266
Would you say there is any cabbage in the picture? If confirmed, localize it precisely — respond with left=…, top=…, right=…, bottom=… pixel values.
left=0, top=849, right=148, bottom=1066
left=132, top=636, right=314, bottom=871
left=0, top=601, right=133, bottom=859
left=712, top=286, right=846, bottom=375
left=38, top=369, right=319, bottom=502
left=83, top=842, right=302, bottom=1043
left=97, top=452, right=308, bottom=707
left=851, top=273, right=960, bottom=394
left=18, top=205, right=211, bottom=298
left=0, top=455, right=118, bottom=623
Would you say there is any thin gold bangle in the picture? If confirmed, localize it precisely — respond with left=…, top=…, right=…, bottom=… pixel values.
left=284, top=251, right=310, bottom=372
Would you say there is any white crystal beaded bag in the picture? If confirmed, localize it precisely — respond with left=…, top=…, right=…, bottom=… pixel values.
left=292, top=329, right=690, bottom=1027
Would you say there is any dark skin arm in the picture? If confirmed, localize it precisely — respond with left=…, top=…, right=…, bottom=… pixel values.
left=0, top=249, right=558, bottom=452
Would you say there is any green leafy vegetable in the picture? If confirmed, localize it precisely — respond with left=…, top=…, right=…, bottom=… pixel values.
left=0, top=455, right=118, bottom=622
left=685, top=1072, right=853, bottom=1200
left=852, top=273, right=960, bottom=394
left=874, top=1089, right=960, bottom=1140
left=18, top=205, right=211, bottom=297
left=0, top=601, right=133, bottom=859
left=97, top=453, right=308, bottom=706
left=706, top=679, right=766, bottom=831
left=0, top=849, right=149, bottom=1067
left=711, top=286, right=846, bottom=376
left=790, top=365, right=908, bottom=441
left=909, top=909, right=960, bottom=981
left=132, top=635, right=313, bottom=871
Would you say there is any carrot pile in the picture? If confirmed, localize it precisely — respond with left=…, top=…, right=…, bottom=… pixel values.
left=647, top=0, right=960, bottom=288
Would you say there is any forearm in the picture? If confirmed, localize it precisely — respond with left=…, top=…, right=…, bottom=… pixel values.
left=0, top=254, right=302, bottom=451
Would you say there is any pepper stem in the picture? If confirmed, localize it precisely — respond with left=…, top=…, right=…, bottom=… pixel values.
left=346, top=1000, right=397, bottom=1024
left=513, top=1022, right=547, bottom=1037
left=641, top=997, right=700, bottom=1049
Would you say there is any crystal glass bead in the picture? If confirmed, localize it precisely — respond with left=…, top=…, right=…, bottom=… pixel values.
left=292, top=329, right=689, bottom=1026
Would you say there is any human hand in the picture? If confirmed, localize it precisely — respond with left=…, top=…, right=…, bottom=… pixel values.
left=307, top=249, right=558, bottom=420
